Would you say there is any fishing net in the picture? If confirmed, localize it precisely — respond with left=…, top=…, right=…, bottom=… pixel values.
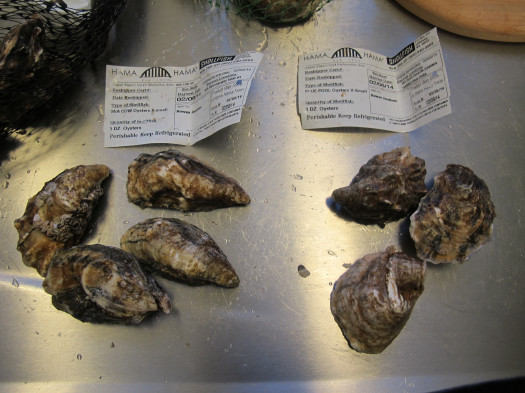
left=0, top=0, right=127, bottom=133
left=210, top=0, right=333, bottom=25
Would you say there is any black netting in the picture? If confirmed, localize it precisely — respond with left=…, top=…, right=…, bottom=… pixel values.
left=210, top=0, right=333, bottom=25
left=0, top=0, right=127, bottom=133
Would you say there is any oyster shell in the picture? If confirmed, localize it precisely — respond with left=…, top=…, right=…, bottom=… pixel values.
left=332, top=147, right=427, bottom=227
left=0, top=14, right=45, bottom=74
left=14, top=164, right=110, bottom=276
left=43, top=244, right=172, bottom=324
left=234, top=0, right=324, bottom=24
left=330, top=246, right=426, bottom=354
left=409, top=164, right=496, bottom=263
left=121, top=217, right=240, bottom=288
left=126, top=150, right=250, bottom=212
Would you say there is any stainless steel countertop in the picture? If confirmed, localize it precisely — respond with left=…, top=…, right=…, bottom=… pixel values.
left=1, top=1, right=524, bottom=392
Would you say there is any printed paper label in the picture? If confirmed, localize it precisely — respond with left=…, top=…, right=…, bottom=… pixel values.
left=104, top=51, right=263, bottom=146
left=298, top=29, right=451, bottom=132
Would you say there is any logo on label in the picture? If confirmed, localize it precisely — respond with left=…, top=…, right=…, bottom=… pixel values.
left=332, top=48, right=362, bottom=59
left=140, top=67, right=171, bottom=78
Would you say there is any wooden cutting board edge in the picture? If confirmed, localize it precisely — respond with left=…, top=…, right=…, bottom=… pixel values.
left=394, top=0, right=525, bottom=42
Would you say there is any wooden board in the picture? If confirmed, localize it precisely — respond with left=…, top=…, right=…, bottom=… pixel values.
left=395, top=0, right=525, bottom=42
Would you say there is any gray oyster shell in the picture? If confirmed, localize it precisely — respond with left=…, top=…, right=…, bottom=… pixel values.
left=409, top=164, right=496, bottom=264
left=43, top=244, right=172, bottom=324
left=121, top=217, right=240, bottom=288
left=332, top=147, right=427, bottom=226
left=330, top=246, right=426, bottom=354
left=14, top=164, right=110, bottom=276
left=126, top=150, right=250, bottom=212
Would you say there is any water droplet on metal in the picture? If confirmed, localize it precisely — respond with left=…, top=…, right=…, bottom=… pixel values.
left=256, top=27, right=268, bottom=52
left=297, top=265, right=310, bottom=278
left=279, top=61, right=286, bottom=67
left=97, top=105, right=104, bottom=123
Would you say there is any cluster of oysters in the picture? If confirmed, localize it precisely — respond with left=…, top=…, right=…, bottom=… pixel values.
left=14, top=150, right=250, bottom=324
left=329, top=147, right=496, bottom=353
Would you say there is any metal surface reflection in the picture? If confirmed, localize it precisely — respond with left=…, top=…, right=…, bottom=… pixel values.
left=1, top=0, right=524, bottom=391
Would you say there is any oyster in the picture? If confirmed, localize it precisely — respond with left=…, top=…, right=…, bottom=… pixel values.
left=409, top=164, right=496, bottom=263
left=121, top=217, right=240, bottom=288
left=234, top=0, right=324, bottom=24
left=14, top=164, right=110, bottom=276
left=43, top=244, right=172, bottom=324
left=330, top=246, right=426, bottom=354
left=332, top=147, right=427, bottom=226
left=126, top=150, right=250, bottom=211
left=0, top=14, right=45, bottom=74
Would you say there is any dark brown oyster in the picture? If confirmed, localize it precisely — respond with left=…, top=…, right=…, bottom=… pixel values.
left=233, top=0, right=323, bottom=24
left=332, top=147, right=427, bottom=226
left=43, top=244, right=172, bottom=324
left=121, top=218, right=239, bottom=288
left=126, top=150, right=250, bottom=212
left=14, top=164, right=111, bottom=276
left=0, top=14, right=45, bottom=75
left=409, top=164, right=496, bottom=264
left=330, top=246, right=426, bottom=354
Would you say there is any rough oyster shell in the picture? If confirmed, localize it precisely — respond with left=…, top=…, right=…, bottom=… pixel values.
left=121, top=217, right=240, bottom=288
left=0, top=14, right=45, bottom=74
left=330, top=246, right=426, bottom=354
left=43, top=244, right=172, bottom=324
left=14, top=164, right=110, bottom=276
left=332, top=147, right=427, bottom=226
left=126, top=150, right=250, bottom=212
left=409, top=164, right=496, bottom=263
left=234, top=0, right=324, bottom=24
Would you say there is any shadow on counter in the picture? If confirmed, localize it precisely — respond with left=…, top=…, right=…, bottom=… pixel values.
left=433, top=376, right=525, bottom=392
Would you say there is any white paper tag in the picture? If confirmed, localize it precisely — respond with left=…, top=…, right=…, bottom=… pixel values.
left=104, top=51, right=263, bottom=147
left=298, top=29, right=451, bottom=132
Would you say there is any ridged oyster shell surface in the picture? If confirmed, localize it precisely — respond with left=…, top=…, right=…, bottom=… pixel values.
left=14, top=164, right=110, bottom=276
left=121, top=218, right=240, bottom=288
left=0, top=14, right=45, bottom=74
left=234, top=0, right=323, bottom=24
left=330, top=246, right=426, bottom=354
left=410, top=164, right=496, bottom=263
left=332, top=147, right=427, bottom=226
left=43, top=244, right=171, bottom=324
left=126, top=150, right=250, bottom=212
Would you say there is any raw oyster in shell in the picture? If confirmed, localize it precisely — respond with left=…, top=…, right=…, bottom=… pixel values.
left=14, top=164, right=110, bottom=276
left=121, top=217, right=240, bottom=288
left=126, top=150, right=250, bottom=212
left=233, top=0, right=324, bottom=24
left=330, top=246, right=426, bottom=354
left=409, top=164, right=496, bottom=263
left=332, top=147, right=427, bottom=226
left=43, top=244, right=172, bottom=324
left=0, top=14, right=45, bottom=74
